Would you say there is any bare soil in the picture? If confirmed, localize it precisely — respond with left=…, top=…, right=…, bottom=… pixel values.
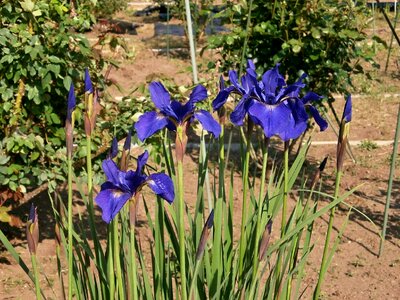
left=1, top=7, right=400, bottom=300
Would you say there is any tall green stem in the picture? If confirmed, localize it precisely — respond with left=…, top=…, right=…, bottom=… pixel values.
left=379, top=103, right=400, bottom=256
left=67, top=154, right=73, bottom=300
left=252, top=140, right=269, bottom=279
left=107, top=225, right=115, bottom=299
left=274, top=141, right=290, bottom=298
left=128, top=201, right=139, bottom=300
left=314, top=170, right=342, bottom=298
left=238, top=132, right=251, bottom=280
left=281, top=141, right=289, bottom=234
left=113, top=217, right=124, bottom=299
left=239, top=0, right=254, bottom=75
left=177, top=159, right=187, bottom=300
left=189, top=260, right=201, bottom=300
left=31, top=253, right=41, bottom=300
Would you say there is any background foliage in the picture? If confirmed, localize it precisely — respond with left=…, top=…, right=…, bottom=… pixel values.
left=0, top=0, right=131, bottom=197
left=208, top=0, right=378, bottom=98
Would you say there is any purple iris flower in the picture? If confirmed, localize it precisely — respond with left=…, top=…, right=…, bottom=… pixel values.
left=95, top=150, right=174, bottom=223
left=135, top=82, right=221, bottom=141
left=212, top=60, right=258, bottom=125
left=213, top=61, right=328, bottom=140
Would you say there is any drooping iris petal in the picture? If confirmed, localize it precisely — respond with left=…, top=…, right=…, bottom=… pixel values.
left=278, top=114, right=308, bottom=141
left=84, top=68, right=93, bottom=93
left=343, top=95, right=352, bottom=123
left=149, top=82, right=172, bottom=110
left=308, top=106, right=328, bottom=131
left=135, top=111, right=169, bottom=141
left=189, top=84, right=208, bottom=104
left=67, top=83, right=76, bottom=122
left=147, top=173, right=175, bottom=203
left=96, top=188, right=131, bottom=223
left=230, top=97, right=250, bottom=126
left=248, top=101, right=292, bottom=138
left=194, top=110, right=221, bottom=137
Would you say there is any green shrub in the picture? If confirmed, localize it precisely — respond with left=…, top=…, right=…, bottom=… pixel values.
left=208, top=0, right=378, bottom=97
left=0, top=0, right=106, bottom=193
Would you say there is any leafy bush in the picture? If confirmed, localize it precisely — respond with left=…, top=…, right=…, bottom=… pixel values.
left=0, top=0, right=107, bottom=193
left=94, top=0, right=128, bottom=18
left=208, top=0, right=377, bottom=97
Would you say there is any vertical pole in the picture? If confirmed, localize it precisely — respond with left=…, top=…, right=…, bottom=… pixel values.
left=184, top=0, right=198, bottom=83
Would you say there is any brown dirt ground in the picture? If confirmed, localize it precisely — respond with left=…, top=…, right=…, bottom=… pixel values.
left=1, top=7, right=400, bottom=300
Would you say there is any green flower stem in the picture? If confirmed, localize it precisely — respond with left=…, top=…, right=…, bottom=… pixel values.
left=281, top=141, right=289, bottom=235
left=107, top=224, right=115, bottom=299
left=113, top=217, right=124, bottom=299
left=314, top=170, right=342, bottom=299
left=379, top=103, right=400, bottom=256
left=129, top=201, right=139, bottom=300
left=177, top=159, right=187, bottom=300
left=67, top=154, right=74, bottom=300
left=189, top=260, right=201, bottom=300
left=274, top=141, right=290, bottom=297
left=31, top=253, right=41, bottom=300
left=238, top=132, right=251, bottom=280
left=252, top=139, right=269, bottom=280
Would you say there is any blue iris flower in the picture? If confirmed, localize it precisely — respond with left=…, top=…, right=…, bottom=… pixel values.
left=135, top=82, right=221, bottom=141
left=212, top=61, right=328, bottom=140
left=95, top=150, right=174, bottom=223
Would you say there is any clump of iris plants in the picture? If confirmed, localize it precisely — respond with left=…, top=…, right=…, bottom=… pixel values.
left=0, top=62, right=355, bottom=300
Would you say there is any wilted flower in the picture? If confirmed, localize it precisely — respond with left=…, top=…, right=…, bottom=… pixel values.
left=258, top=220, right=272, bottom=261
left=26, top=204, right=39, bottom=254
left=135, top=82, right=221, bottom=161
left=195, top=210, right=214, bottom=260
left=337, top=95, right=352, bottom=171
left=212, top=61, right=328, bottom=141
left=95, top=150, right=174, bottom=223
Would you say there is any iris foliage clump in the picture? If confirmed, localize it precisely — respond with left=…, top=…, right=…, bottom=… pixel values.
left=0, top=62, right=355, bottom=300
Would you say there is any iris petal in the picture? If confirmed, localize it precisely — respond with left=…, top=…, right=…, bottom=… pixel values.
left=194, top=110, right=221, bottom=137
left=102, top=159, right=121, bottom=185
left=230, top=96, right=253, bottom=126
left=189, top=85, right=208, bottom=104
left=212, top=86, right=235, bottom=111
left=309, top=105, right=328, bottom=131
left=136, top=150, right=149, bottom=174
left=147, top=173, right=175, bottom=203
left=135, top=111, right=169, bottom=141
left=149, top=82, right=171, bottom=110
left=302, top=91, right=322, bottom=104
left=262, top=64, right=285, bottom=95
left=343, top=95, right=352, bottom=123
left=229, top=70, right=242, bottom=92
left=248, top=101, right=291, bottom=138
left=95, top=189, right=131, bottom=223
